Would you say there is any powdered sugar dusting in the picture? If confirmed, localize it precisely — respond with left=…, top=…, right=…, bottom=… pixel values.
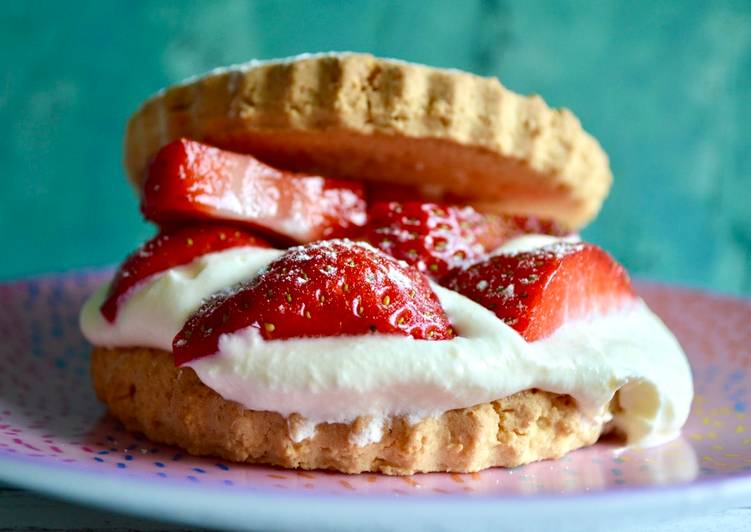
left=497, top=240, right=584, bottom=259
left=491, top=234, right=581, bottom=256
left=499, top=284, right=514, bottom=299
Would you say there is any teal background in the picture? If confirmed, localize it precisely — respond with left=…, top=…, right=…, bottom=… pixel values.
left=1, top=0, right=749, bottom=295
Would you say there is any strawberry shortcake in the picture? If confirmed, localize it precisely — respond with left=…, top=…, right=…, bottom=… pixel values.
left=80, top=53, right=693, bottom=474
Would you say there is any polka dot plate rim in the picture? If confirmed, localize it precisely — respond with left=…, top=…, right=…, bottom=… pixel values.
left=0, top=269, right=749, bottom=531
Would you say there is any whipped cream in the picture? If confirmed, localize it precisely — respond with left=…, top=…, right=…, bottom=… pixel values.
left=81, top=247, right=283, bottom=348
left=80, top=236, right=693, bottom=448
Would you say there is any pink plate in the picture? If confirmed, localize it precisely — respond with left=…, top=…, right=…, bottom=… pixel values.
left=0, top=270, right=749, bottom=531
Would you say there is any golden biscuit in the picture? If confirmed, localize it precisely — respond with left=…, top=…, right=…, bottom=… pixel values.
left=92, top=346, right=605, bottom=475
left=124, top=53, right=611, bottom=229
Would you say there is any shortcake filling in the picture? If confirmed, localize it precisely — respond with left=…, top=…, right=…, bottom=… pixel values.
left=80, top=235, right=693, bottom=448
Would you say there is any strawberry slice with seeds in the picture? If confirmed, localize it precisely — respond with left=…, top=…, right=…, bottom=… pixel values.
left=360, top=201, right=567, bottom=282
left=361, top=202, right=505, bottom=281
left=173, top=239, right=454, bottom=365
left=141, top=139, right=367, bottom=244
left=100, top=224, right=270, bottom=323
left=444, top=242, right=636, bottom=341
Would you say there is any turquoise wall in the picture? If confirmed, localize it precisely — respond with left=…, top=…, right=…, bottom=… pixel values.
left=2, top=0, right=749, bottom=295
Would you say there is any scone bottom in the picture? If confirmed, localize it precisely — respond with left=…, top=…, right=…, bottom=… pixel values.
left=91, top=347, right=605, bottom=475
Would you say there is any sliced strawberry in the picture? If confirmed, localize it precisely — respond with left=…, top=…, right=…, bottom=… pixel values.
left=173, top=239, right=454, bottom=365
left=100, top=224, right=270, bottom=323
left=360, top=202, right=503, bottom=282
left=360, top=201, right=567, bottom=282
left=141, top=139, right=367, bottom=244
left=444, top=243, right=636, bottom=341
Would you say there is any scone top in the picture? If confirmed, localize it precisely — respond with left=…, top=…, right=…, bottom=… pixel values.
left=124, top=52, right=612, bottom=229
